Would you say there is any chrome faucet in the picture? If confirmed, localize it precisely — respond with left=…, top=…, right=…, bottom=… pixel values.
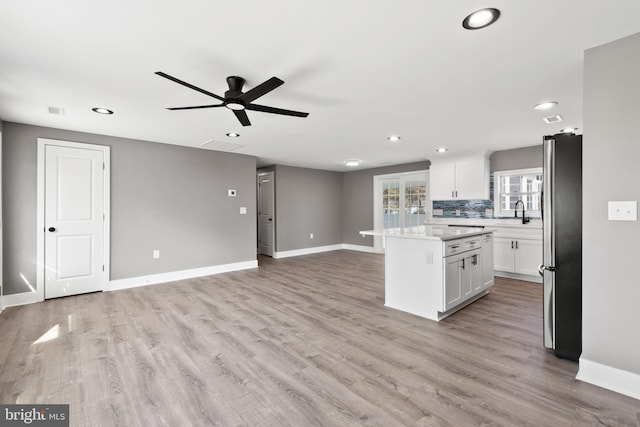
left=514, top=200, right=530, bottom=224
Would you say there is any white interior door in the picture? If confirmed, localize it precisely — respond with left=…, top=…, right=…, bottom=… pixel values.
left=258, top=172, right=275, bottom=256
left=43, top=143, right=109, bottom=299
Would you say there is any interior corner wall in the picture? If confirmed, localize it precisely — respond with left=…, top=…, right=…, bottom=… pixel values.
left=342, top=161, right=430, bottom=247
left=582, top=32, right=640, bottom=386
left=273, top=165, right=342, bottom=252
left=2, top=122, right=257, bottom=295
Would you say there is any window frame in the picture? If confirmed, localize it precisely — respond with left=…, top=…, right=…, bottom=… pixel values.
left=493, top=167, right=543, bottom=218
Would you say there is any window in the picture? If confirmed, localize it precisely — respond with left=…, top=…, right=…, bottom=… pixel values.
left=493, top=168, right=543, bottom=218
left=373, top=171, right=429, bottom=252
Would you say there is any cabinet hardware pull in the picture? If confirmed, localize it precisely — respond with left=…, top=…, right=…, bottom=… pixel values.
left=461, top=258, right=465, bottom=269
left=511, top=241, right=514, bottom=249
left=451, top=244, right=460, bottom=249
left=516, top=241, right=518, bottom=249
left=472, top=255, right=478, bottom=265
left=452, top=190, right=455, bottom=198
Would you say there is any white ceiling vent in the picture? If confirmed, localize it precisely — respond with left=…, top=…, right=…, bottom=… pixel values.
left=199, top=139, right=246, bottom=152
left=46, top=106, right=65, bottom=116
left=543, top=115, right=563, bottom=124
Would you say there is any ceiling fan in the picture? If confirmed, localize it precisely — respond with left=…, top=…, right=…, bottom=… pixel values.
left=155, top=71, right=309, bottom=127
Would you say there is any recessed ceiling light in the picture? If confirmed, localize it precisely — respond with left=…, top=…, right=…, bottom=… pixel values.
left=92, top=107, right=113, bottom=115
left=226, top=132, right=240, bottom=137
left=534, top=101, right=558, bottom=110
left=436, top=147, right=448, bottom=153
left=543, top=115, right=563, bottom=124
left=387, top=135, right=401, bottom=142
left=344, top=159, right=361, bottom=167
left=462, top=8, right=500, bottom=30
left=560, top=127, right=578, bottom=133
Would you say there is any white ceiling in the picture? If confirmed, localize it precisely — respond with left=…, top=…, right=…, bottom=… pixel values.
left=1, top=1, right=640, bottom=171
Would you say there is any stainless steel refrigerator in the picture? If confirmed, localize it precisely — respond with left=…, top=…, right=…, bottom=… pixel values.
left=539, top=133, right=582, bottom=362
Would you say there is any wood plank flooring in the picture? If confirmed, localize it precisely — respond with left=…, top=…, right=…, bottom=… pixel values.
left=0, top=250, right=638, bottom=426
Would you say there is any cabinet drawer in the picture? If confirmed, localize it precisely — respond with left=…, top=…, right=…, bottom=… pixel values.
left=444, top=236, right=482, bottom=256
left=444, top=240, right=465, bottom=256
left=464, top=237, right=481, bottom=251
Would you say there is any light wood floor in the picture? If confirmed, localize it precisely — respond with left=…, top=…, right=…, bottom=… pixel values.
left=0, top=250, right=638, bottom=426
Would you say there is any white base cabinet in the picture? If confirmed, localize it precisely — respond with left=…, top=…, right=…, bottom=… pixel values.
left=494, top=237, right=542, bottom=281
left=385, top=232, right=494, bottom=321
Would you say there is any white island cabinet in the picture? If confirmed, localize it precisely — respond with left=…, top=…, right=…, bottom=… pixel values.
left=360, top=226, right=495, bottom=321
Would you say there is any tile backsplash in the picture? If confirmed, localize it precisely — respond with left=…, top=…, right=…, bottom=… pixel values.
left=432, top=199, right=495, bottom=218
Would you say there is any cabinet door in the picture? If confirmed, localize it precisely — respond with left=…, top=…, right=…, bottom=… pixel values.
left=481, top=234, right=494, bottom=288
left=514, top=239, right=543, bottom=276
left=470, top=253, right=482, bottom=294
left=444, top=256, right=462, bottom=311
left=455, top=159, right=489, bottom=200
left=460, top=255, right=474, bottom=298
left=493, top=237, right=515, bottom=272
left=429, top=163, right=455, bottom=200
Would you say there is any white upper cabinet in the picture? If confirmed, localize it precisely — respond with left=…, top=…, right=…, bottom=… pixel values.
left=430, top=157, right=490, bottom=200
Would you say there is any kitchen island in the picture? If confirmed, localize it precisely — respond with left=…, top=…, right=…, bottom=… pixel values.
left=360, top=226, right=495, bottom=321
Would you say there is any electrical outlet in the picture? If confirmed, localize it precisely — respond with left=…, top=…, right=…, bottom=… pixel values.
left=310, top=233, right=314, bottom=239
left=228, top=189, right=236, bottom=197
left=455, top=209, right=461, bottom=217
left=153, top=250, right=160, bottom=259
left=239, top=207, right=247, bottom=214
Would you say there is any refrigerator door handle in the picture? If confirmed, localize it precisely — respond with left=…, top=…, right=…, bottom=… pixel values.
left=538, top=264, right=556, bottom=276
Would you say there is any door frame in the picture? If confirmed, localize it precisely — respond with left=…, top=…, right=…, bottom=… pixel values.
left=373, top=170, right=429, bottom=253
left=36, top=138, right=111, bottom=301
left=257, top=171, right=275, bottom=256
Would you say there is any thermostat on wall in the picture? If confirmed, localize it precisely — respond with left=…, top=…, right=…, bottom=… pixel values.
left=228, top=189, right=236, bottom=197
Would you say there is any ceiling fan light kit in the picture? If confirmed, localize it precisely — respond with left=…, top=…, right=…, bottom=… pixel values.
left=156, top=72, right=309, bottom=127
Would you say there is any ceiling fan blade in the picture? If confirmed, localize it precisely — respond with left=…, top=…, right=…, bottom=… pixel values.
left=237, top=77, right=284, bottom=103
left=167, top=104, right=225, bottom=110
left=155, top=71, right=225, bottom=102
left=246, top=103, right=309, bottom=117
left=233, top=109, right=251, bottom=126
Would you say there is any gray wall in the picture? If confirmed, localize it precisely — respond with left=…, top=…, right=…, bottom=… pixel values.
left=2, top=122, right=257, bottom=295
left=342, top=162, right=430, bottom=246
left=272, top=165, right=342, bottom=252
left=582, top=33, right=640, bottom=375
left=489, top=145, right=542, bottom=172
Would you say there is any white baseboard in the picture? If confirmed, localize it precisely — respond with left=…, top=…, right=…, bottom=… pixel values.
left=1, top=291, right=42, bottom=308
left=494, top=271, right=542, bottom=284
left=273, top=243, right=377, bottom=259
left=577, top=357, right=640, bottom=400
left=341, top=244, right=376, bottom=253
left=108, top=260, right=258, bottom=291
left=273, top=244, right=344, bottom=259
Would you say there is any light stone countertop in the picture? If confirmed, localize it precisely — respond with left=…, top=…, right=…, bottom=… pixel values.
left=360, top=225, right=495, bottom=241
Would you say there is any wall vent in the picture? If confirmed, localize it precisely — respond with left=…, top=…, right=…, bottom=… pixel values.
left=199, top=139, right=245, bottom=152
left=46, top=106, right=65, bottom=116
left=543, top=115, right=563, bottom=124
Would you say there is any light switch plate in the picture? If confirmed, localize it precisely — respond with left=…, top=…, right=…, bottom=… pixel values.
left=608, top=201, right=637, bottom=221
left=239, top=207, right=247, bottom=214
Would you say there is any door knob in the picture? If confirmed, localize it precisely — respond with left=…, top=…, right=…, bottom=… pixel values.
left=48, top=227, right=56, bottom=232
